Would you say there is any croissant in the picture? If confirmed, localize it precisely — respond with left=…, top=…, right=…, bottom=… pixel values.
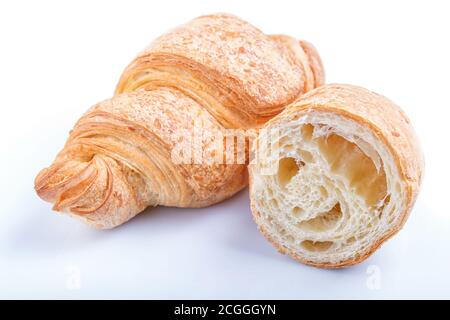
left=35, top=14, right=324, bottom=229
left=116, top=14, right=324, bottom=129
left=248, top=84, right=424, bottom=268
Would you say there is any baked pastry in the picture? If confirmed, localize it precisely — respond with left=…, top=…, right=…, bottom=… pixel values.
left=115, top=14, right=324, bottom=129
left=248, top=84, right=424, bottom=268
left=34, top=14, right=324, bottom=229
left=35, top=89, right=249, bottom=228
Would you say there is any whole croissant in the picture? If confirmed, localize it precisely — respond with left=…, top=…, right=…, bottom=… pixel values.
left=35, top=14, right=324, bottom=229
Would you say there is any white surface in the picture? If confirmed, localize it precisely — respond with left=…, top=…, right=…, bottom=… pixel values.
left=1, top=0, right=449, bottom=299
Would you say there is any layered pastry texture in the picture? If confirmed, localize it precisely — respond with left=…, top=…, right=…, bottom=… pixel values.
left=35, top=14, right=324, bottom=228
left=116, top=13, right=324, bottom=129
left=249, top=84, right=424, bottom=267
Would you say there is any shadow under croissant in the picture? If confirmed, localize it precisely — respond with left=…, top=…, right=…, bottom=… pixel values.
left=13, top=187, right=250, bottom=256
left=116, top=191, right=249, bottom=233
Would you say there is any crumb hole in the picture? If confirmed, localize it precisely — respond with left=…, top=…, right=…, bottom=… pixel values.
left=301, top=124, right=314, bottom=140
left=292, top=206, right=303, bottom=217
left=299, top=150, right=314, bottom=163
left=278, top=157, right=302, bottom=187
left=297, top=203, right=342, bottom=232
left=301, top=240, right=333, bottom=252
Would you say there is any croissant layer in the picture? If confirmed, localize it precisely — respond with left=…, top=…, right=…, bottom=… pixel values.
left=35, top=14, right=324, bottom=228
left=35, top=89, right=248, bottom=228
left=116, top=13, right=324, bottom=129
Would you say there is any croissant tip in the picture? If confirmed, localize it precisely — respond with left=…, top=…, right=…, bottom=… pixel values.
left=299, top=40, right=325, bottom=88
left=34, top=168, right=52, bottom=200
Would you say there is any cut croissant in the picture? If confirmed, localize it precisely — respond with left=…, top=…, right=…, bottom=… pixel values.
left=35, top=13, right=324, bottom=229
left=248, top=84, right=424, bottom=268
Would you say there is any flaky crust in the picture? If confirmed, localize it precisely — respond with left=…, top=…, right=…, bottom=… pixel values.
left=116, top=13, right=324, bottom=129
left=35, top=89, right=248, bottom=229
left=248, top=84, right=424, bottom=268
left=35, top=13, right=324, bottom=229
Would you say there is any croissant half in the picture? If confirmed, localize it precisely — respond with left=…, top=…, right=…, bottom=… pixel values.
left=35, top=14, right=324, bottom=229
left=248, top=84, right=424, bottom=268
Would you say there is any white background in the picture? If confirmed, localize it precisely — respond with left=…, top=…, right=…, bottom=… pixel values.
left=0, top=0, right=449, bottom=299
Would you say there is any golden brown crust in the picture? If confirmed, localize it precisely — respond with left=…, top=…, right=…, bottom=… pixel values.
left=249, top=84, right=424, bottom=268
left=115, top=13, right=324, bottom=129
left=35, top=13, right=324, bottom=229
left=35, top=89, right=249, bottom=228
left=269, top=35, right=325, bottom=93
left=298, top=40, right=325, bottom=89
